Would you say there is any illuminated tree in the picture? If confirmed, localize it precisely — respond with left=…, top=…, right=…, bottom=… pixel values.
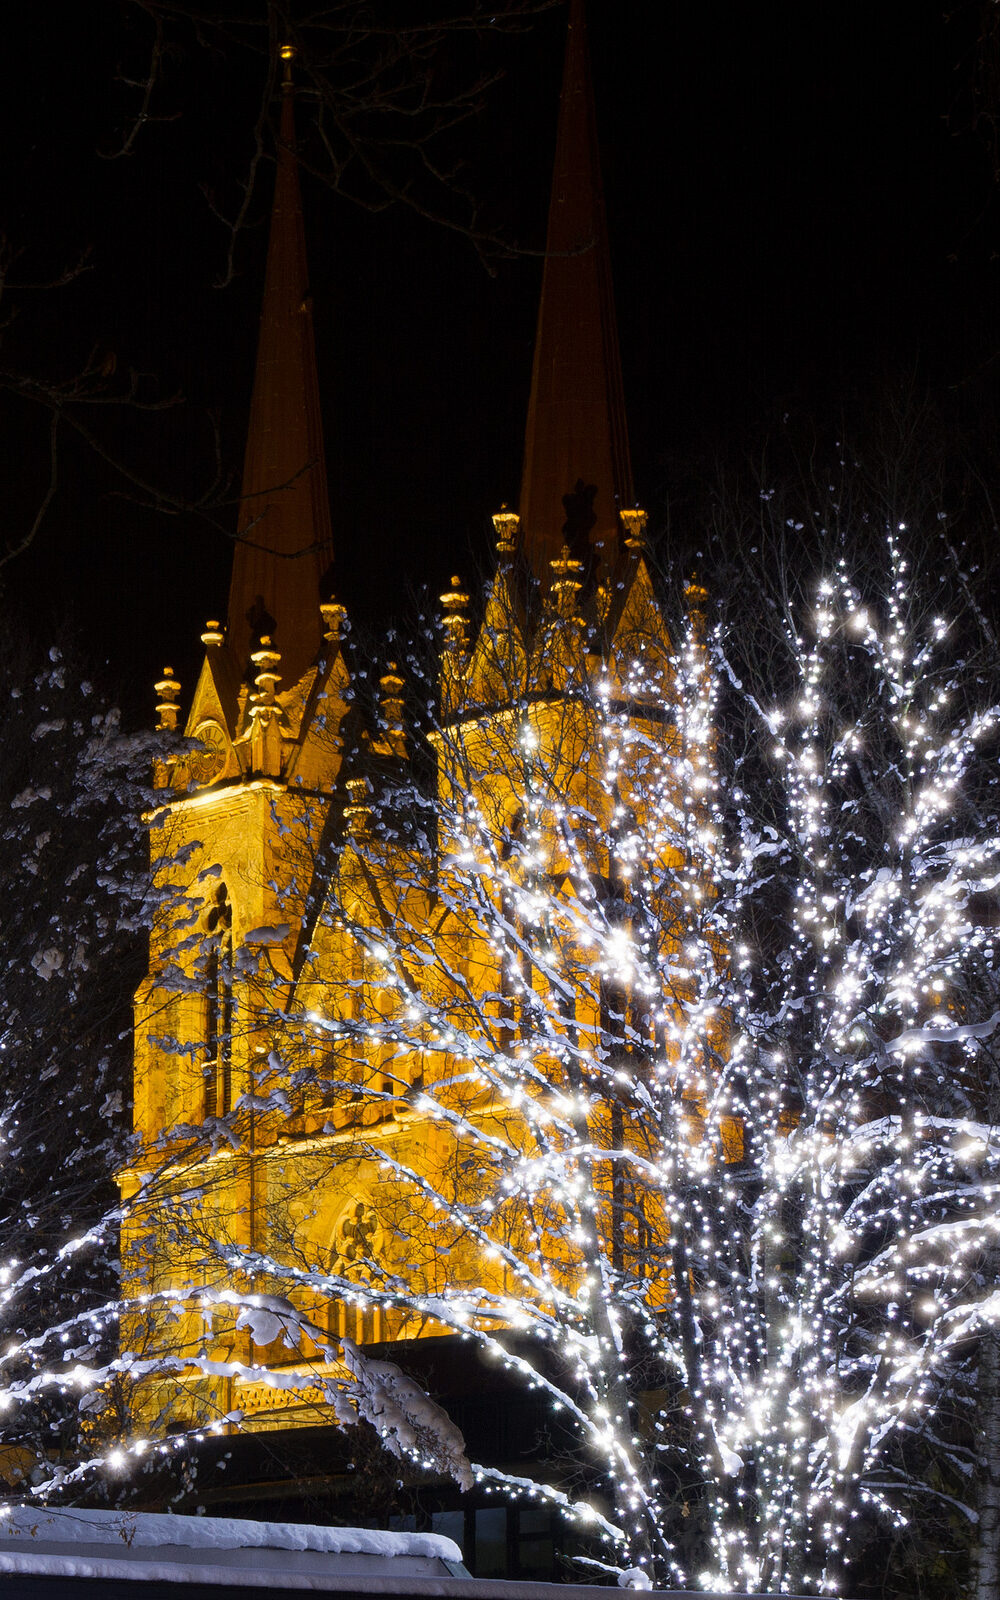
left=8, top=529, right=1000, bottom=1596
left=707, top=530, right=1000, bottom=1594
left=277, top=532, right=1000, bottom=1594
left=0, top=626, right=161, bottom=1487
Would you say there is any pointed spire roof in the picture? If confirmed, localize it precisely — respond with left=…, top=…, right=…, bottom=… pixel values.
left=518, top=0, right=633, bottom=586
left=227, top=53, right=334, bottom=687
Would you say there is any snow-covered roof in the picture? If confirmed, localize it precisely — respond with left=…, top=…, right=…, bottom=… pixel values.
left=0, top=1509, right=836, bottom=1598
left=0, top=1506, right=465, bottom=1590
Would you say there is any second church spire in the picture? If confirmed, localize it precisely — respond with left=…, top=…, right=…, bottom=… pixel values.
left=518, top=0, right=633, bottom=586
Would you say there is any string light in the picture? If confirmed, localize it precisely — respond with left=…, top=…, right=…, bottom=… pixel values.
left=5, top=532, right=992, bottom=1595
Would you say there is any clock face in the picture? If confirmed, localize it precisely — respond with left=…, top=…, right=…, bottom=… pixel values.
left=189, top=720, right=229, bottom=785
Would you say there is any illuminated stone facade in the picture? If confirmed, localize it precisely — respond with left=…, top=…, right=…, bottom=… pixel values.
left=121, top=4, right=695, bottom=1439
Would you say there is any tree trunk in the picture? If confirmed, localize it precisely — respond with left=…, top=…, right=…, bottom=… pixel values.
left=974, top=1317, right=1000, bottom=1600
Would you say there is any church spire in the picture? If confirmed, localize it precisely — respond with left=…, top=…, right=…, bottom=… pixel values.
left=226, top=47, right=335, bottom=688
left=518, top=0, right=633, bottom=585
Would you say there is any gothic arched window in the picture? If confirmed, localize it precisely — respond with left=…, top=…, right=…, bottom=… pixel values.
left=498, top=801, right=528, bottom=1050
left=203, top=883, right=233, bottom=1120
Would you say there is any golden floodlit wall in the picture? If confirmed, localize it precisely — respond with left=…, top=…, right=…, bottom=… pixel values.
left=120, top=2, right=730, bottom=1441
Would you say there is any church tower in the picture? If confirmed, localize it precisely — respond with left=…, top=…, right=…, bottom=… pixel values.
left=121, top=47, right=354, bottom=1433
left=121, top=4, right=686, bottom=1457
left=446, top=0, right=667, bottom=749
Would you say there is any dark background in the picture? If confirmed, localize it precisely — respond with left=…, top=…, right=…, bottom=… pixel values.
left=0, top=0, right=995, bottom=719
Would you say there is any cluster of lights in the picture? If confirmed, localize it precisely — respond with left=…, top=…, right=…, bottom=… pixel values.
left=8, top=533, right=992, bottom=1594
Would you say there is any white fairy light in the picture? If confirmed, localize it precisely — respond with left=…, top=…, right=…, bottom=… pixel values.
left=7, top=527, right=983, bottom=1595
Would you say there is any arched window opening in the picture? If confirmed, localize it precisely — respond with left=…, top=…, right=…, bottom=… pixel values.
left=497, top=803, right=530, bottom=1050
left=499, top=803, right=525, bottom=863
left=203, top=883, right=233, bottom=1120
left=497, top=888, right=522, bottom=1052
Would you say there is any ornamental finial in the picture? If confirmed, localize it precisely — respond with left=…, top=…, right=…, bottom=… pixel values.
left=320, top=599, right=348, bottom=645
left=492, top=507, right=520, bottom=559
left=154, top=667, right=182, bottom=732
left=621, top=508, right=648, bottom=552
left=345, top=776, right=373, bottom=838
left=440, top=575, right=471, bottom=658
left=379, top=662, right=407, bottom=759
left=549, top=544, right=584, bottom=622
left=251, top=636, right=282, bottom=705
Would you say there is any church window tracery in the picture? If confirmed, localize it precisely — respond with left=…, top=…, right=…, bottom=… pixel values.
left=203, top=883, right=234, bottom=1120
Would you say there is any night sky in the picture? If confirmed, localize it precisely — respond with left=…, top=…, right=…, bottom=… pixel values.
left=0, top=0, right=995, bottom=721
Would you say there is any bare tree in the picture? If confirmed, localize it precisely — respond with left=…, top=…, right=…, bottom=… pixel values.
left=0, top=624, right=164, bottom=1488
left=113, top=0, right=554, bottom=280
left=19, top=507, right=986, bottom=1591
